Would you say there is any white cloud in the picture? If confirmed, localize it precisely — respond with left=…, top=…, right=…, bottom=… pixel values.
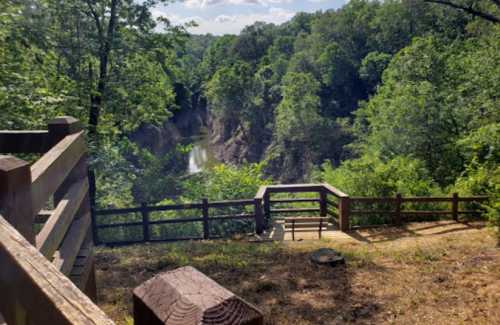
left=184, top=7, right=295, bottom=34
left=183, top=0, right=292, bottom=9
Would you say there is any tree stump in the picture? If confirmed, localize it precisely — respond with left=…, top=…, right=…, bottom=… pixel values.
left=310, top=248, right=345, bottom=267
left=133, top=266, right=264, bottom=325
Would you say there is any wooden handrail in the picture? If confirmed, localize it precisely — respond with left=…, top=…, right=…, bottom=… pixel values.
left=0, top=214, right=114, bottom=325
left=0, top=130, right=52, bottom=153
left=37, top=178, right=89, bottom=258
left=31, top=131, right=86, bottom=215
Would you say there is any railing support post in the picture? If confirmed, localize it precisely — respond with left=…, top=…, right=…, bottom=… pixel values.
left=339, top=196, right=350, bottom=232
left=141, top=203, right=150, bottom=242
left=0, top=155, right=35, bottom=244
left=264, top=192, right=270, bottom=226
left=254, top=198, right=264, bottom=235
left=452, top=193, right=459, bottom=221
left=394, top=193, right=402, bottom=226
left=202, top=198, right=209, bottom=239
left=320, top=190, right=327, bottom=217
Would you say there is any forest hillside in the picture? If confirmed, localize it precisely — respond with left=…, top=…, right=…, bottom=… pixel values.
left=1, top=0, right=498, bottom=235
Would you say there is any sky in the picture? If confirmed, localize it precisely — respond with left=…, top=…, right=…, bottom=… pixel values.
left=152, top=0, right=348, bottom=35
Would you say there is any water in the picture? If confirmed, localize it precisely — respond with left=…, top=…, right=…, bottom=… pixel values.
left=187, top=132, right=217, bottom=174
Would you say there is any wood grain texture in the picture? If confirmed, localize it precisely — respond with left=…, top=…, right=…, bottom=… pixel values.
left=133, top=266, right=263, bottom=325
left=0, top=214, right=114, bottom=325
left=52, top=210, right=91, bottom=275
left=36, top=178, right=89, bottom=258
left=0, top=155, right=35, bottom=244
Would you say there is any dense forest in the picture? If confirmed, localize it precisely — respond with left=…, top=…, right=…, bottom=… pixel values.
left=1, top=0, right=498, bottom=235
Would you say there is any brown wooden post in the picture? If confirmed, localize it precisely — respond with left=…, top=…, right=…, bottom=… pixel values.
left=202, top=198, right=209, bottom=239
left=141, top=203, right=150, bottom=242
left=319, top=218, right=323, bottom=239
left=394, top=193, right=402, bottom=226
left=48, top=116, right=82, bottom=146
left=319, top=190, right=327, bottom=217
left=254, top=198, right=264, bottom=235
left=88, top=169, right=99, bottom=245
left=0, top=155, right=35, bottom=244
left=263, top=192, right=270, bottom=226
left=339, top=196, right=350, bottom=232
left=452, top=192, right=459, bottom=221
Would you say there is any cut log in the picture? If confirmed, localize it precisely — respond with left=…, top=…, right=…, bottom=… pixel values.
left=133, top=266, right=263, bottom=325
left=310, top=248, right=345, bottom=267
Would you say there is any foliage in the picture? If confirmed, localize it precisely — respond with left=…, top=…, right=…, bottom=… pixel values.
left=321, top=153, right=439, bottom=197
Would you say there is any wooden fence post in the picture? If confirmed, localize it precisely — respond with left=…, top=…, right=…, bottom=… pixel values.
left=141, top=203, right=150, bottom=242
left=394, top=193, right=402, bottom=225
left=202, top=198, right=209, bottom=239
left=339, top=196, right=350, bottom=232
left=319, top=190, right=327, bottom=217
left=0, top=155, right=35, bottom=244
left=452, top=192, right=459, bottom=221
left=88, top=169, right=99, bottom=245
left=254, top=198, right=264, bottom=235
left=48, top=116, right=82, bottom=146
left=264, top=192, right=270, bottom=226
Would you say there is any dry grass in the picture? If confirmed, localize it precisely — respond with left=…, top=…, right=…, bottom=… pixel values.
left=95, top=221, right=500, bottom=324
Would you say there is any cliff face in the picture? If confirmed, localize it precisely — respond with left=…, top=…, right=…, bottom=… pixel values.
left=129, top=94, right=207, bottom=155
left=208, top=113, right=271, bottom=165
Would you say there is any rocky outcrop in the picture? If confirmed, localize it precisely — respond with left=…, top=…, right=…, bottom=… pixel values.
left=208, top=114, right=270, bottom=164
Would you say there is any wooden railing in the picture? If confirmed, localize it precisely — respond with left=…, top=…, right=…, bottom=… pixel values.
left=349, top=193, right=489, bottom=228
left=93, top=183, right=489, bottom=245
left=93, top=198, right=256, bottom=245
left=0, top=117, right=114, bottom=324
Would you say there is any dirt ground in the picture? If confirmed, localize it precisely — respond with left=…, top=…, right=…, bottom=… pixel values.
left=95, top=221, right=500, bottom=324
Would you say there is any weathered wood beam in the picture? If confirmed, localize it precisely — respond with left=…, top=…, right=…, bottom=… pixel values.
left=133, top=266, right=263, bottom=325
left=0, top=156, right=35, bottom=244
left=52, top=211, right=91, bottom=275
left=36, top=178, right=89, bottom=259
left=0, top=130, right=51, bottom=153
left=31, top=132, right=86, bottom=215
left=0, top=214, right=114, bottom=325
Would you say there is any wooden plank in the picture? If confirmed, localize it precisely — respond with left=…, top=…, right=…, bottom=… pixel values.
left=269, top=198, right=320, bottom=203
left=322, top=183, right=348, bottom=198
left=95, top=207, right=142, bottom=215
left=457, top=196, right=489, bottom=202
left=52, top=212, right=91, bottom=275
left=265, top=183, right=324, bottom=194
left=148, top=217, right=203, bottom=225
left=283, top=217, right=329, bottom=223
left=0, top=214, right=114, bottom=325
left=96, top=221, right=144, bottom=229
left=270, top=208, right=320, bottom=213
left=149, top=202, right=203, bottom=211
left=0, top=156, right=35, bottom=244
left=36, top=178, right=88, bottom=258
left=284, top=223, right=328, bottom=229
left=0, top=130, right=52, bottom=153
left=70, top=234, right=94, bottom=290
left=31, top=132, right=86, bottom=215
left=209, top=214, right=255, bottom=221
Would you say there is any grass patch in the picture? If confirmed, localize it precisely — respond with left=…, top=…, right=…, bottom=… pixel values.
left=96, top=223, right=500, bottom=324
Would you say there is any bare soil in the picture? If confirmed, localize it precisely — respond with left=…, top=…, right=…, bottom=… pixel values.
left=95, top=221, right=500, bottom=324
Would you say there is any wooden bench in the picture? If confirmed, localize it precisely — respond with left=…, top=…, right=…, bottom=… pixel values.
left=284, top=217, right=329, bottom=240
